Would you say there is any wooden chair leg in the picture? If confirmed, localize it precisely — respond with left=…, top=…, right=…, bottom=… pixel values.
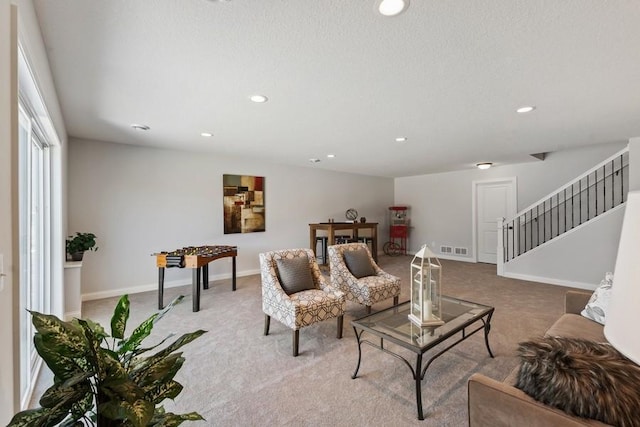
left=264, top=314, right=270, bottom=336
left=337, top=315, right=343, bottom=339
left=292, top=330, right=299, bottom=357
left=366, top=305, right=371, bottom=314
left=393, top=295, right=399, bottom=305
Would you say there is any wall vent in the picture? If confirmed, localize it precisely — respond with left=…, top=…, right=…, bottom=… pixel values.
left=440, top=246, right=452, bottom=254
left=455, top=247, right=468, bottom=256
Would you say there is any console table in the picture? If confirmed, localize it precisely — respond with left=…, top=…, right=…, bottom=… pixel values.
left=153, top=245, right=237, bottom=312
left=309, top=222, right=378, bottom=264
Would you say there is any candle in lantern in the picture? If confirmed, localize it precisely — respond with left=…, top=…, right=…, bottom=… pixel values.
left=424, top=299, right=432, bottom=319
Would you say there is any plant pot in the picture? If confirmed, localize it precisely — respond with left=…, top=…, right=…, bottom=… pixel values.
left=71, top=252, right=84, bottom=262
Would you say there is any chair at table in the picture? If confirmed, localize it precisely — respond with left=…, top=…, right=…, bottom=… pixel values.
left=259, top=248, right=346, bottom=356
left=328, top=243, right=400, bottom=314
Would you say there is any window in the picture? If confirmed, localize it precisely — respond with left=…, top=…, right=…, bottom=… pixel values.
left=17, top=45, right=60, bottom=409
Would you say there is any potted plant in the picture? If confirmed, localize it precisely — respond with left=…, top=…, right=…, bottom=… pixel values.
left=8, top=294, right=206, bottom=427
left=66, top=232, right=98, bottom=261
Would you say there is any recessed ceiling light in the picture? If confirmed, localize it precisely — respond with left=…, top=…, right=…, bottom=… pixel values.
left=327, top=154, right=335, bottom=158
left=309, top=158, right=320, bottom=163
left=378, top=0, right=410, bottom=16
left=516, top=106, right=536, bottom=113
left=201, top=132, right=213, bottom=137
left=476, top=162, right=493, bottom=170
left=395, top=137, right=407, bottom=142
left=250, top=95, right=268, bottom=103
left=131, top=124, right=150, bottom=131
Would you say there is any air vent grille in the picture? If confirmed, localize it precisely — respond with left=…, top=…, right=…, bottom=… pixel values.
left=440, top=246, right=452, bottom=254
left=455, top=247, right=468, bottom=256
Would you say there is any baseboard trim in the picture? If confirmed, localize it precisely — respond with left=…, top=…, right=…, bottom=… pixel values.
left=63, top=310, right=82, bottom=321
left=501, top=271, right=597, bottom=291
left=82, top=269, right=261, bottom=302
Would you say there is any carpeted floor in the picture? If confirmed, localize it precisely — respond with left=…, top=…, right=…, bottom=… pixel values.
left=34, top=255, right=578, bottom=426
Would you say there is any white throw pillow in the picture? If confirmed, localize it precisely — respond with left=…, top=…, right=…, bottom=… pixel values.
left=581, top=272, right=613, bottom=325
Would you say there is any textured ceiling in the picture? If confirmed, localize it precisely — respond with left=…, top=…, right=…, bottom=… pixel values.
left=33, top=0, right=640, bottom=177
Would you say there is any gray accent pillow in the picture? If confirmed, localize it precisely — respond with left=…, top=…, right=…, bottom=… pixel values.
left=275, top=257, right=315, bottom=295
left=344, top=249, right=376, bottom=278
left=581, top=272, right=613, bottom=325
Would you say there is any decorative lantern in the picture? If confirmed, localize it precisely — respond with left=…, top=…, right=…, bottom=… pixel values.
left=408, top=244, right=444, bottom=327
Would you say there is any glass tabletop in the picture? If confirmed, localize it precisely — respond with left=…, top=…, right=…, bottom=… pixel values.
left=351, top=295, right=494, bottom=352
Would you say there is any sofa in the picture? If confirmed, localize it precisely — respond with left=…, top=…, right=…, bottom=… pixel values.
left=468, top=290, right=612, bottom=427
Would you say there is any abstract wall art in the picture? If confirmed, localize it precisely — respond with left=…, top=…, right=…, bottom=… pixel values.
left=223, top=174, right=265, bottom=234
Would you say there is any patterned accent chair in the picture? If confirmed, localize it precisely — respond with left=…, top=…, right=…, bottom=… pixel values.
left=259, top=248, right=346, bottom=356
left=328, top=243, right=401, bottom=314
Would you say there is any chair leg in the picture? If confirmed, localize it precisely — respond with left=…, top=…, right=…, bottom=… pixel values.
left=292, top=330, right=299, bottom=357
left=366, top=305, right=371, bottom=314
left=393, top=295, right=399, bottom=305
left=337, top=315, right=343, bottom=339
left=264, top=314, right=270, bottom=336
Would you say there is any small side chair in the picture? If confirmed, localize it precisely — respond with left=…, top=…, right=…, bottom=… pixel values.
left=328, top=243, right=400, bottom=314
left=259, top=248, right=346, bottom=356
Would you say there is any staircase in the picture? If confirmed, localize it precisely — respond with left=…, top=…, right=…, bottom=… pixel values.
left=498, top=147, right=629, bottom=269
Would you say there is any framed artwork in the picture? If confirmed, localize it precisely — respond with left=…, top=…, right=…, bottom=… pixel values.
left=223, top=174, right=265, bottom=234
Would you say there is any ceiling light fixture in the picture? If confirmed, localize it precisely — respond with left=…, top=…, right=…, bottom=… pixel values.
left=201, top=132, right=213, bottom=137
left=395, top=137, right=407, bottom=142
left=131, top=124, right=150, bottom=131
left=516, top=105, right=536, bottom=113
left=378, top=0, right=409, bottom=17
left=327, top=154, right=335, bottom=158
left=476, top=162, right=493, bottom=170
left=250, top=94, right=268, bottom=103
left=309, top=158, right=320, bottom=163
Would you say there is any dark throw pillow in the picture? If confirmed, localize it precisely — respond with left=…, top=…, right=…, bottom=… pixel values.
left=343, top=249, right=376, bottom=278
left=515, top=336, right=640, bottom=427
left=275, top=257, right=315, bottom=295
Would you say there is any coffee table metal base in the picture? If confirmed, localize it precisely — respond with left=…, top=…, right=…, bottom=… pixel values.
left=351, top=311, right=494, bottom=420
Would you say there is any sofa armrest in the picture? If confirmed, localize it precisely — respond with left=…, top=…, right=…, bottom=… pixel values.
left=468, top=374, right=609, bottom=427
left=564, top=290, right=592, bottom=315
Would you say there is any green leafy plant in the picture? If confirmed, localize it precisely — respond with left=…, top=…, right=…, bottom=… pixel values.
left=9, top=295, right=206, bottom=427
left=66, top=232, right=99, bottom=255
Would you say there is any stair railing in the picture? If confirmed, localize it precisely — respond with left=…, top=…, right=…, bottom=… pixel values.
left=498, top=147, right=629, bottom=268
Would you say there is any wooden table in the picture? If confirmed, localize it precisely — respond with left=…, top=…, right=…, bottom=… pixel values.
left=154, top=245, right=237, bottom=312
left=309, top=222, right=378, bottom=264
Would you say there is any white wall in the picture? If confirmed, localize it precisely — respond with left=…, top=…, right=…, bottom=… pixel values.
left=394, top=141, right=628, bottom=285
left=630, top=137, right=640, bottom=191
left=68, top=138, right=394, bottom=299
left=0, top=1, right=18, bottom=419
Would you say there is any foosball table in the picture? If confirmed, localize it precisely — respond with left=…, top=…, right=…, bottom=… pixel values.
left=153, top=245, right=238, bottom=312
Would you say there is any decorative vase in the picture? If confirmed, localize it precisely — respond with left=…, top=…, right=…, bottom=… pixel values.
left=360, top=217, right=366, bottom=223
left=71, top=252, right=84, bottom=262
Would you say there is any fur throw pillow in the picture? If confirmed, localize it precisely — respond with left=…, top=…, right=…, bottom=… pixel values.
left=515, top=336, right=640, bottom=427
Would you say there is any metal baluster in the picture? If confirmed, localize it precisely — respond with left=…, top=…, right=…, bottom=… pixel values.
left=529, top=208, right=533, bottom=252
left=611, top=159, right=618, bottom=209
left=593, top=169, right=599, bottom=217
left=579, top=179, right=582, bottom=225
left=621, top=154, right=625, bottom=203
left=512, top=219, right=515, bottom=259
left=563, top=188, right=567, bottom=233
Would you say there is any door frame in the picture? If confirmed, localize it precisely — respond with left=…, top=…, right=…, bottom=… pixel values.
left=472, top=177, right=517, bottom=263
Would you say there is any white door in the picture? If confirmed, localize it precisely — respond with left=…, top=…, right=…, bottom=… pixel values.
left=475, top=179, right=516, bottom=264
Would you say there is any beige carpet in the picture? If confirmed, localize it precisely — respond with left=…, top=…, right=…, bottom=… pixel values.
left=34, top=256, right=578, bottom=426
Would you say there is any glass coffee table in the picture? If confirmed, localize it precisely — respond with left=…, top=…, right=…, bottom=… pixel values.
left=351, top=296, right=494, bottom=420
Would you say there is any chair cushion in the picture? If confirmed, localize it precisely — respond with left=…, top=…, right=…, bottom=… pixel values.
left=515, top=336, right=640, bottom=426
left=275, top=257, right=315, bottom=295
left=343, top=249, right=375, bottom=278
